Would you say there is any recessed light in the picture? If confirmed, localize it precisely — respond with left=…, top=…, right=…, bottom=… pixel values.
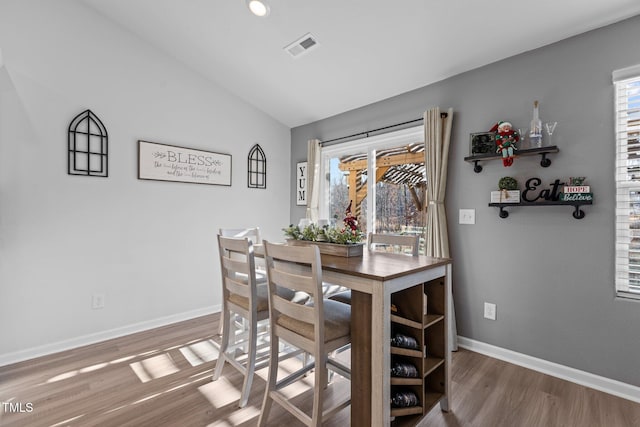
left=246, top=0, right=270, bottom=17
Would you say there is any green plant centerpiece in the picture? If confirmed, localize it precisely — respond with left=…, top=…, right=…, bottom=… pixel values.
left=283, top=200, right=364, bottom=244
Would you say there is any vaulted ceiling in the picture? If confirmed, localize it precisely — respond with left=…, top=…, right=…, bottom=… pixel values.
left=81, top=0, right=640, bottom=128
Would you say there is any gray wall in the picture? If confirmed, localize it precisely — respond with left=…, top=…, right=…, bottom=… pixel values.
left=0, top=0, right=291, bottom=362
left=291, top=15, right=640, bottom=387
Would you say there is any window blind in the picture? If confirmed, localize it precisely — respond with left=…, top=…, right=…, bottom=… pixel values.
left=615, top=71, right=640, bottom=299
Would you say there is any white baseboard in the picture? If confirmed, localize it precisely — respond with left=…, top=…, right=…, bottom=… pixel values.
left=457, top=336, right=640, bottom=404
left=0, top=305, right=221, bottom=367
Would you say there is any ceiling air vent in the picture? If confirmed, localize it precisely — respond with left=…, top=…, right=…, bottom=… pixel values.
left=284, top=33, right=319, bottom=58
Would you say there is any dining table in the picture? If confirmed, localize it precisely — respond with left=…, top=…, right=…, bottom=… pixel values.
left=256, top=242, right=452, bottom=426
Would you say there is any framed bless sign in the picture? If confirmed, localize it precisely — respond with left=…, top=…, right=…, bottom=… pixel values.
left=296, top=161, right=307, bottom=205
left=138, top=140, right=232, bottom=186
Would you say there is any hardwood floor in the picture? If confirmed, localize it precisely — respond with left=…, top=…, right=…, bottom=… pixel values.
left=1, top=313, right=638, bottom=426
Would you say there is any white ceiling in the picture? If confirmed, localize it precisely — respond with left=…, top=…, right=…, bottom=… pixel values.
left=81, top=0, right=640, bottom=128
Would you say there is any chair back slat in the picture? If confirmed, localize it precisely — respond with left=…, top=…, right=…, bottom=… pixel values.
left=223, top=276, right=251, bottom=298
left=268, top=268, right=317, bottom=295
left=219, top=227, right=261, bottom=244
left=272, top=296, right=315, bottom=324
left=266, top=241, right=320, bottom=264
left=222, top=256, right=251, bottom=276
left=368, top=232, right=419, bottom=256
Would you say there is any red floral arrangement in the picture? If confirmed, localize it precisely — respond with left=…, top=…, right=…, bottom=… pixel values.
left=343, top=200, right=358, bottom=234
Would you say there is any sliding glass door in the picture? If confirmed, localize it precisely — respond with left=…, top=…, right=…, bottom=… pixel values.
left=319, top=126, right=425, bottom=248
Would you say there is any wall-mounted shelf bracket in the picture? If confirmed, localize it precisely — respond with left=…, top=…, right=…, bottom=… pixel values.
left=539, top=152, right=552, bottom=168
left=496, top=205, right=509, bottom=218
left=472, top=160, right=483, bottom=173
left=571, top=204, right=586, bottom=219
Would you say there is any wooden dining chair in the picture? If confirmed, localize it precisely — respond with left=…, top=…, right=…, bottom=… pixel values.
left=216, top=228, right=265, bottom=336
left=213, top=235, right=269, bottom=408
left=329, top=232, right=420, bottom=305
left=258, top=241, right=351, bottom=427
left=214, top=235, right=308, bottom=408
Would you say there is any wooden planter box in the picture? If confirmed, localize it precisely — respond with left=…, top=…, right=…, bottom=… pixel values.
left=286, top=239, right=365, bottom=257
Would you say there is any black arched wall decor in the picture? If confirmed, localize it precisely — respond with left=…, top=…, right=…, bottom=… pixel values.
left=68, top=109, right=108, bottom=177
left=247, top=143, right=266, bottom=189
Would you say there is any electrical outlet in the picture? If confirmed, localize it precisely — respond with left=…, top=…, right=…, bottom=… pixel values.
left=484, top=302, right=496, bottom=320
left=92, top=293, right=105, bottom=310
left=459, top=209, right=476, bottom=225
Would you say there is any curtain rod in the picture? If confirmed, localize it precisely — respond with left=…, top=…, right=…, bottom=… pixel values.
left=319, top=113, right=448, bottom=146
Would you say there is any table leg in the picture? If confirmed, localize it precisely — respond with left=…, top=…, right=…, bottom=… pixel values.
left=371, top=282, right=390, bottom=427
left=350, top=290, right=371, bottom=427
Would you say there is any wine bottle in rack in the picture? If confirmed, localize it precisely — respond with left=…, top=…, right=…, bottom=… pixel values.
left=391, top=332, right=419, bottom=350
left=391, top=390, right=420, bottom=408
left=529, top=100, right=543, bottom=148
left=391, top=360, right=419, bottom=378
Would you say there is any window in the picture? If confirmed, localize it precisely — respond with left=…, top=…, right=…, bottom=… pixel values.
left=319, top=126, right=426, bottom=251
left=614, top=65, right=640, bottom=299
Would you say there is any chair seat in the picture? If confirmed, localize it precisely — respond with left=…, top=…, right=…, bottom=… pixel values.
left=322, top=282, right=348, bottom=296
left=277, top=299, right=351, bottom=342
left=328, top=290, right=352, bottom=305
left=228, top=284, right=269, bottom=312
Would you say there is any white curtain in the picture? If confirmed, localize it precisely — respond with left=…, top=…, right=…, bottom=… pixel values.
left=424, top=107, right=458, bottom=351
left=306, top=139, right=321, bottom=222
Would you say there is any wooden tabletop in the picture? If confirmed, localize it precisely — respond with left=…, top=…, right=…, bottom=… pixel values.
left=255, top=242, right=451, bottom=280
left=318, top=251, right=451, bottom=281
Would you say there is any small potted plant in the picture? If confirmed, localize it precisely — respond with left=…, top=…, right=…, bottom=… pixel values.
left=490, top=176, right=520, bottom=203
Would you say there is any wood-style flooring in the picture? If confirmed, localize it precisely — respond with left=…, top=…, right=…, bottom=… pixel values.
left=1, top=313, right=639, bottom=426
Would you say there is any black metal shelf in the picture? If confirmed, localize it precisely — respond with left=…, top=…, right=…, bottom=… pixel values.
left=489, top=199, right=592, bottom=219
left=465, top=146, right=559, bottom=173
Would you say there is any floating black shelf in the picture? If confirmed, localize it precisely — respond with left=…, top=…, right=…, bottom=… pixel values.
left=489, top=199, right=592, bottom=219
left=465, top=146, right=559, bottom=173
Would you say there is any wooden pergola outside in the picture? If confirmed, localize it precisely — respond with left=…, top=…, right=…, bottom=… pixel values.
left=338, top=143, right=427, bottom=222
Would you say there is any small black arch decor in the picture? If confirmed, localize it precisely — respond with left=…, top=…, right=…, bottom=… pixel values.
left=68, top=109, right=108, bottom=177
left=247, top=143, right=266, bottom=189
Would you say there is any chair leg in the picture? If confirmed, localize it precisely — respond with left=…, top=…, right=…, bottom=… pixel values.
left=303, top=352, right=310, bottom=377
left=312, top=353, right=325, bottom=426
left=238, top=315, right=258, bottom=408
left=258, top=335, right=279, bottom=427
left=213, top=308, right=231, bottom=381
left=217, top=320, right=223, bottom=336
left=327, top=350, right=336, bottom=386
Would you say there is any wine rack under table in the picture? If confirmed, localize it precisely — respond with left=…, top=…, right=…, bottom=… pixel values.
left=389, top=278, right=449, bottom=426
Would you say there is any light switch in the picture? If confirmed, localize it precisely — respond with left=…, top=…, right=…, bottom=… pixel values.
left=459, top=209, right=476, bottom=225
